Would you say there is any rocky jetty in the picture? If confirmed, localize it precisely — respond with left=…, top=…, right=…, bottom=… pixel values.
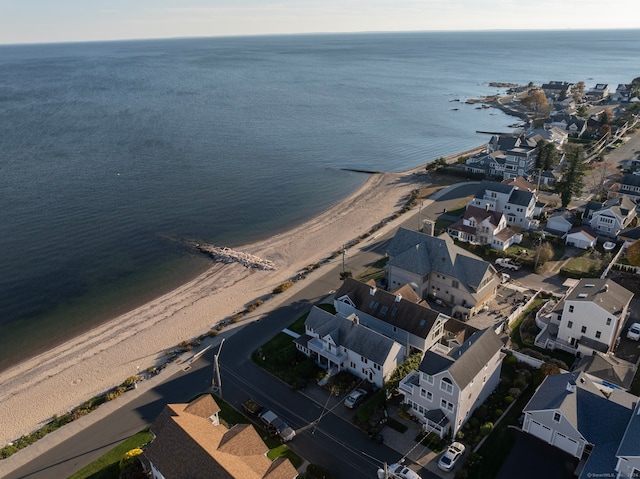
left=195, top=243, right=276, bottom=270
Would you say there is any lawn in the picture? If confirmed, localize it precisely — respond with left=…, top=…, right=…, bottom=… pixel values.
left=68, top=429, right=153, bottom=479
left=357, top=257, right=389, bottom=283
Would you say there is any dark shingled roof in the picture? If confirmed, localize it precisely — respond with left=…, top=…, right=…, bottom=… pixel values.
left=508, top=189, right=535, bottom=207
left=333, top=277, right=442, bottom=340
left=617, top=403, right=640, bottom=457
left=387, top=228, right=497, bottom=295
left=474, top=179, right=515, bottom=198
left=574, top=352, right=637, bottom=391
left=418, top=328, right=503, bottom=389
left=305, top=306, right=399, bottom=365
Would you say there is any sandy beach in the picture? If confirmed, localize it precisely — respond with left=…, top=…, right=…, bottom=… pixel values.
left=0, top=164, right=432, bottom=446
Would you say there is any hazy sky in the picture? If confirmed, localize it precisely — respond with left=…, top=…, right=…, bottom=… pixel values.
left=1, top=0, right=638, bottom=44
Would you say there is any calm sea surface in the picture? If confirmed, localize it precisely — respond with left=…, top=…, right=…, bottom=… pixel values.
left=1, top=30, right=639, bottom=371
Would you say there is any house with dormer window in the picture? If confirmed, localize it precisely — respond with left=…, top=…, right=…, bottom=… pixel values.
left=386, top=228, right=500, bottom=318
left=144, top=395, right=298, bottom=479
left=398, top=328, right=504, bottom=438
left=522, top=371, right=639, bottom=479
left=618, top=174, right=640, bottom=202
left=537, top=279, right=633, bottom=357
left=447, top=205, right=521, bottom=251
left=468, top=180, right=538, bottom=229
left=587, top=196, right=637, bottom=238
left=332, top=278, right=448, bottom=355
left=294, top=306, right=403, bottom=387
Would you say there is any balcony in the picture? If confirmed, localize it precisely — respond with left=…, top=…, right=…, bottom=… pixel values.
left=399, top=370, right=420, bottom=395
left=307, top=338, right=347, bottom=365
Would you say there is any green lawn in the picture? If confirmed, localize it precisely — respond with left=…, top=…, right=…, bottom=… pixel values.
left=68, top=429, right=153, bottom=479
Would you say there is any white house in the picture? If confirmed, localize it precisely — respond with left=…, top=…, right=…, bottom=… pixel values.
left=565, top=225, right=598, bottom=249
left=398, top=328, right=504, bottom=438
left=294, top=306, right=404, bottom=388
left=468, top=180, right=539, bottom=229
left=588, top=196, right=637, bottom=238
left=447, top=205, right=522, bottom=251
left=386, top=228, right=500, bottom=318
left=522, top=371, right=639, bottom=479
left=333, top=278, right=449, bottom=356
left=546, top=279, right=634, bottom=357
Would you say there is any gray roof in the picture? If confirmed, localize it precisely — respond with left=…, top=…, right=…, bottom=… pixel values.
left=525, top=372, right=636, bottom=477
left=575, top=352, right=637, bottom=391
left=617, top=402, right=640, bottom=457
left=418, top=328, right=503, bottom=389
left=566, top=225, right=598, bottom=241
left=387, top=228, right=496, bottom=294
left=474, top=180, right=515, bottom=198
left=305, top=306, right=398, bottom=365
left=565, top=279, right=634, bottom=316
left=620, top=174, right=640, bottom=188
left=619, top=226, right=640, bottom=241
left=549, top=209, right=576, bottom=223
left=508, top=189, right=535, bottom=207
left=333, top=278, right=443, bottom=340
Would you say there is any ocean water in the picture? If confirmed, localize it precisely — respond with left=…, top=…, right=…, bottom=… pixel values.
left=1, top=29, right=639, bottom=371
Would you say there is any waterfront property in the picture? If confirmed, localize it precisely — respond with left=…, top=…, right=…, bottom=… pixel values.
left=294, top=306, right=404, bottom=388
left=447, top=205, right=522, bottom=251
left=386, top=228, right=501, bottom=318
left=398, top=327, right=504, bottom=438
left=468, top=180, right=538, bottom=229
left=144, top=395, right=298, bottom=479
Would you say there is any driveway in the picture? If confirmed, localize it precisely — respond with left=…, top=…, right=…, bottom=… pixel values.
left=496, top=429, right=578, bottom=479
left=615, top=299, right=640, bottom=365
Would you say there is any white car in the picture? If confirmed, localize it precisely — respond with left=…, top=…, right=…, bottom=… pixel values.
left=344, top=388, right=367, bottom=408
left=627, top=323, right=640, bottom=341
left=438, top=442, right=466, bottom=472
left=495, top=258, right=521, bottom=271
left=377, top=462, right=422, bottom=479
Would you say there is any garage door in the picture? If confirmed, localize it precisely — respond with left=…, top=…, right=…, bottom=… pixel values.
left=528, top=419, right=553, bottom=443
left=553, top=432, right=580, bottom=457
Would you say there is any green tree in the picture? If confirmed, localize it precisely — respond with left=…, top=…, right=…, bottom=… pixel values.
left=555, top=145, right=586, bottom=207
left=630, top=76, right=640, bottom=99
left=535, top=140, right=560, bottom=171
left=576, top=104, right=589, bottom=118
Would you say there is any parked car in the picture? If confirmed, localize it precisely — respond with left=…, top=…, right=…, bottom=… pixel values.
left=627, top=322, right=640, bottom=341
left=344, top=388, right=367, bottom=409
left=258, top=410, right=296, bottom=442
left=438, top=442, right=466, bottom=472
left=495, top=258, right=521, bottom=271
left=377, top=462, right=422, bottom=479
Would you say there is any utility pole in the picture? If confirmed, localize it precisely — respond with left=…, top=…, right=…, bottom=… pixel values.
left=212, top=338, right=225, bottom=398
left=418, top=202, right=423, bottom=231
left=342, top=246, right=346, bottom=273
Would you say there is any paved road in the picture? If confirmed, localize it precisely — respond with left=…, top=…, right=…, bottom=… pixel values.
left=2, top=181, right=476, bottom=479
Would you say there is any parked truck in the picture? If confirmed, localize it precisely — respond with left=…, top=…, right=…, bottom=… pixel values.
left=495, top=257, right=521, bottom=271
left=259, top=409, right=296, bottom=442
left=242, top=398, right=263, bottom=415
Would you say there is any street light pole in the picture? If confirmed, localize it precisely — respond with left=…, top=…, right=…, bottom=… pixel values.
left=213, top=338, right=225, bottom=398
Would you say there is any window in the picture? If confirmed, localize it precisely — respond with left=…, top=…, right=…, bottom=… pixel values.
left=568, top=321, right=573, bottom=329
left=553, top=412, right=561, bottom=423
left=440, top=377, right=454, bottom=394
left=452, top=280, right=459, bottom=289
left=569, top=305, right=574, bottom=313
left=425, top=374, right=434, bottom=385
left=581, top=326, right=587, bottom=334
left=441, top=399, right=454, bottom=412
left=606, top=318, right=612, bottom=326
left=420, top=388, right=427, bottom=398
left=427, top=391, right=433, bottom=402
left=595, top=331, right=601, bottom=339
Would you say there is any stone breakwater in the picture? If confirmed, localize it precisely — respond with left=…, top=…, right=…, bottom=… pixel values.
left=195, top=243, right=276, bottom=270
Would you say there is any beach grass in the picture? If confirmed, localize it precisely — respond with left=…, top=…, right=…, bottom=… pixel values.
left=67, top=429, right=153, bottom=479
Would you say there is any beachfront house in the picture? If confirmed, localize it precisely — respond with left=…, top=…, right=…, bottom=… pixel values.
left=468, top=180, right=538, bottom=229
left=541, top=81, right=573, bottom=101
left=522, top=371, right=639, bottom=479
left=537, top=278, right=633, bottom=357
left=332, top=278, right=449, bottom=355
left=543, top=114, right=587, bottom=138
left=585, top=83, right=610, bottom=102
left=447, top=205, right=522, bottom=251
left=386, top=228, right=500, bottom=318
left=398, top=327, right=504, bottom=438
left=144, top=395, right=298, bottom=479
left=294, top=306, right=403, bottom=388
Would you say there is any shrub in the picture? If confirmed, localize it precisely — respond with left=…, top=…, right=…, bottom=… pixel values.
left=306, top=463, right=335, bottom=479
left=208, top=329, right=218, bottom=337
left=273, top=281, right=294, bottom=294
left=505, top=396, right=515, bottom=404
left=123, top=376, right=138, bottom=388
left=480, top=422, right=494, bottom=436
left=494, top=409, right=504, bottom=420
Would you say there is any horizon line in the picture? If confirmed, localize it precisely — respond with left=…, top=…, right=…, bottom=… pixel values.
left=1, top=26, right=639, bottom=48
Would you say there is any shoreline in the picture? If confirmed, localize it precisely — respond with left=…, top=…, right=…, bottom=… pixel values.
left=0, top=160, right=437, bottom=446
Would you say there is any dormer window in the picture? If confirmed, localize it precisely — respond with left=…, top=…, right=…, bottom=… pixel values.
left=553, top=412, right=561, bottom=423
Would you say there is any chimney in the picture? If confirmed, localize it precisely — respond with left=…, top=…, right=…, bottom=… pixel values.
left=485, top=203, right=490, bottom=211
left=370, top=287, right=376, bottom=296
left=395, top=294, right=402, bottom=303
